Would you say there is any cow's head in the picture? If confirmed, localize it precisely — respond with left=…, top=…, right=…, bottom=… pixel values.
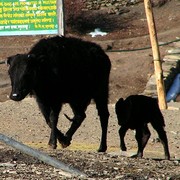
left=7, top=54, right=37, bottom=101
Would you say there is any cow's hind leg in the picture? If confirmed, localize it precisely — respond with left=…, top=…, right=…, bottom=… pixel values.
left=94, top=96, right=109, bottom=152
left=133, top=125, right=150, bottom=158
left=59, top=102, right=89, bottom=148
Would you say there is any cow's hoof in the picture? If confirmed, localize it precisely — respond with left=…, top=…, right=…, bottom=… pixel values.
left=61, top=143, right=69, bottom=148
left=97, top=146, right=107, bottom=152
left=58, top=137, right=71, bottom=148
left=60, top=141, right=71, bottom=148
left=121, top=146, right=127, bottom=151
left=48, top=143, right=57, bottom=149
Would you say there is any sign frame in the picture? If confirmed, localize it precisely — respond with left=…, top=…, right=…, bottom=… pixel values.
left=0, top=0, right=64, bottom=36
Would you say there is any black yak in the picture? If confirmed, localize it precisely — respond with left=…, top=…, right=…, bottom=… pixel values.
left=115, top=95, right=170, bottom=160
left=7, top=36, right=111, bottom=152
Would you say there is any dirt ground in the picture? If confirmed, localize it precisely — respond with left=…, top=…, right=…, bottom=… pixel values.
left=0, top=1, right=180, bottom=179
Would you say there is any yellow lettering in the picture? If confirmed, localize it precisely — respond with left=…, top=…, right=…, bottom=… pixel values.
left=28, top=7, right=37, bottom=11
left=37, top=13, right=46, bottom=17
left=42, top=18, right=52, bottom=23
left=25, top=13, right=35, bottom=17
left=43, top=1, right=56, bottom=5
left=30, top=19, right=41, bottom=23
left=4, top=2, right=12, bottom=6
left=19, top=2, right=26, bottom=6
left=48, top=12, right=56, bottom=16
left=14, top=2, right=19, bottom=6
left=13, top=7, right=19, bottom=11
left=44, top=24, right=55, bottom=29
left=39, top=5, right=56, bottom=11
left=3, top=14, right=13, bottom=18
left=13, top=13, right=25, bottom=18
left=0, top=20, right=8, bottom=25
left=10, top=19, right=30, bottom=24
left=3, top=7, right=13, bottom=12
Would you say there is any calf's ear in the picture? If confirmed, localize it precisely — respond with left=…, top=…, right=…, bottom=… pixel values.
left=117, top=98, right=124, bottom=105
left=115, top=98, right=124, bottom=112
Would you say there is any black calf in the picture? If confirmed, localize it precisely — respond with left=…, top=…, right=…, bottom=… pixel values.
left=115, top=95, right=170, bottom=160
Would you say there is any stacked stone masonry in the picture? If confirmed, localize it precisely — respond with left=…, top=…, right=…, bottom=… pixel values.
left=84, top=0, right=140, bottom=10
left=143, top=41, right=180, bottom=98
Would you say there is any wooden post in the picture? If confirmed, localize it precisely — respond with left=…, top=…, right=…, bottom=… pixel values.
left=144, top=0, right=167, bottom=109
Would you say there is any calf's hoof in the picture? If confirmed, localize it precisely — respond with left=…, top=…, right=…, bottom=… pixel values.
left=165, top=155, right=170, bottom=160
left=131, top=153, right=143, bottom=158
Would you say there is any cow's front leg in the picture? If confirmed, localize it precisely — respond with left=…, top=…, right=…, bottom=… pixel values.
left=47, top=109, right=60, bottom=149
left=38, top=102, right=63, bottom=149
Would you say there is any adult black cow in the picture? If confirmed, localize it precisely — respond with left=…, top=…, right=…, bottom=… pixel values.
left=7, top=36, right=111, bottom=152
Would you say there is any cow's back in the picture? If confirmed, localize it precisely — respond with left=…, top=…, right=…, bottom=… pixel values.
left=29, top=36, right=111, bottom=101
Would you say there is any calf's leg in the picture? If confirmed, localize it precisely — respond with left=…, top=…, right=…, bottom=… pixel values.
left=119, top=126, right=128, bottom=151
left=151, top=123, right=170, bottom=160
left=134, top=125, right=150, bottom=158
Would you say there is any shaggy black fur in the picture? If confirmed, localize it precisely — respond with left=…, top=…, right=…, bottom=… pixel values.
left=7, top=36, right=111, bottom=152
left=115, top=95, right=170, bottom=160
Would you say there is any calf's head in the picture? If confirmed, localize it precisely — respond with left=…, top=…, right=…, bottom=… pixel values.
left=115, top=98, right=132, bottom=126
left=7, top=54, right=37, bottom=101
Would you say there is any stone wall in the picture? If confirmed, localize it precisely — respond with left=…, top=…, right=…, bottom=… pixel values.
left=143, top=41, right=180, bottom=99
left=85, top=0, right=126, bottom=10
left=84, top=0, right=139, bottom=10
left=83, top=0, right=167, bottom=10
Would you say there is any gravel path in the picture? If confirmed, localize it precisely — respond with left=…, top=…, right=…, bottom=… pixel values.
left=0, top=97, right=179, bottom=159
left=0, top=98, right=180, bottom=179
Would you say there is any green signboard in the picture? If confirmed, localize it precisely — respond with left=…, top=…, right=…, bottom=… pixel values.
left=0, top=0, right=58, bottom=36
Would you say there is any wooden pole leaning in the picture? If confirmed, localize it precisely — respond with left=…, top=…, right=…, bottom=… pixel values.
left=144, top=0, right=167, bottom=109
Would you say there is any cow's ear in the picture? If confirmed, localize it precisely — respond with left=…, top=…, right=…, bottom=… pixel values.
left=6, top=56, right=13, bottom=66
